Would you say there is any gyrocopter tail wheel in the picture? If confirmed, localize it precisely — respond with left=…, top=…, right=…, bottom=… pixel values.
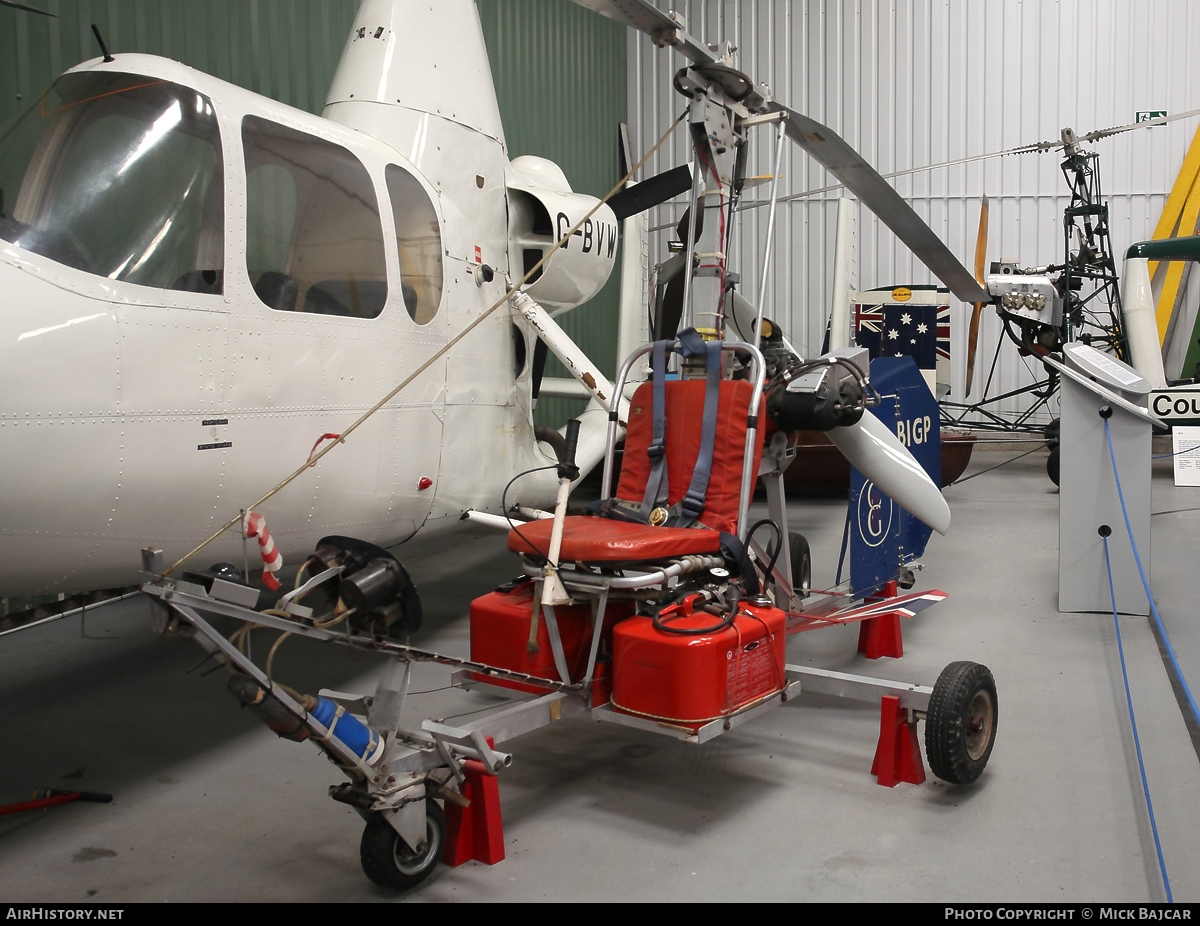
left=789, top=531, right=812, bottom=599
left=359, top=800, right=446, bottom=891
left=925, top=661, right=998, bottom=784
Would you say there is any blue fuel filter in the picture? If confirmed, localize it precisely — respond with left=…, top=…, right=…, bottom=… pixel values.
left=310, top=697, right=381, bottom=763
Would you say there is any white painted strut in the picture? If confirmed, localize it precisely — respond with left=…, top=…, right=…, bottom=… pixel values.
left=510, top=290, right=631, bottom=423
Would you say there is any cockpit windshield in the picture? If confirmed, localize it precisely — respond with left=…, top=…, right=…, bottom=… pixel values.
left=0, top=72, right=224, bottom=293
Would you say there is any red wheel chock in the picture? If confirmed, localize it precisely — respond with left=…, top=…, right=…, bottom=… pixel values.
left=871, top=694, right=926, bottom=787
left=858, top=580, right=903, bottom=659
left=442, top=756, right=505, bottom=867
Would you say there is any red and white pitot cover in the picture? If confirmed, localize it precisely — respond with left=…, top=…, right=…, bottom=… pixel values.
left=243, top=510, right=282, bottom=590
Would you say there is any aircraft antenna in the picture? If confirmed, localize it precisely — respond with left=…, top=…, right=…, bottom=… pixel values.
left=90, top=24, right=114, bottom=62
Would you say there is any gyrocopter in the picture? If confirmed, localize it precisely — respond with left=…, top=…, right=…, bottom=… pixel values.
left=0, top=0, right=999, bottom=890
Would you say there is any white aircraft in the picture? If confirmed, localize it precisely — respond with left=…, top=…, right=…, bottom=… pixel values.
left=0, top=0, right=964, bottom=604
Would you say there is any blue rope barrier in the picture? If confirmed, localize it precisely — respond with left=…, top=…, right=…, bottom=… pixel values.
left=1104, top=420, right=1200, bottom=728
left=1152, top=443, right=1200, bottom=459
left=1101, top=533, right=1172, bottom=902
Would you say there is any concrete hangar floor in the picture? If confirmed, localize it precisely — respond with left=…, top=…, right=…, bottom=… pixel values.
left=1, top=446, right=1198, bottom=903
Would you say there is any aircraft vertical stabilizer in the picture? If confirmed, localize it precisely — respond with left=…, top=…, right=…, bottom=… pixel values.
left=323, top=0, right=507, bottom=147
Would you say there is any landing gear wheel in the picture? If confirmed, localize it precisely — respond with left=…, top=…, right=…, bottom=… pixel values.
left=924, top=661, right=997, bottom=784
left=788, top=532, right=811, bottom=599
left=1046, top=446, right=1061, bottom=486
left=1045, top=418, right=1061, bottom=487
left=359, top=800, right=446, bottom=891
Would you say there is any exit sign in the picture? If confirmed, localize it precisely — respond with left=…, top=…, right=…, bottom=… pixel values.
left=1136, top=110, right=1167, bottom=123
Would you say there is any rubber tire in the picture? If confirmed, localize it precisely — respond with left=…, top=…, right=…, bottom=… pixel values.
left=924, top=661, right=998, bottom=785
left=789, top=532, right=811, bottom=599
left=1046, top=446, right=1060, bottom=487
left=360, top=800, right=446, bottom=891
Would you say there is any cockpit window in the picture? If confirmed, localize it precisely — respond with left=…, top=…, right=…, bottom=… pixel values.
left=242, top=115, right=387, bottom=318
left=0, top=72, right=224, bottom=293
left=385, top=164, right=443, bottom=324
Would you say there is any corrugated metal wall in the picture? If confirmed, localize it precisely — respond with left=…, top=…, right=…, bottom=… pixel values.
left=628, top=0, right=1200, bottom=423
left=478, top=0, right=627, bottom=425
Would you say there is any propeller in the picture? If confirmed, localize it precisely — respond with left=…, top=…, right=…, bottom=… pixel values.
left=828, top=413, right=951, bottom=535
left=606, top=121, right=694, bottom=221
left=607, top=164, right=692, bottom=221
left=964, top=196, right=990, bottom=395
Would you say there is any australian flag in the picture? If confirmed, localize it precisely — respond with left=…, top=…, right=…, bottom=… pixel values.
left=854, top=303, right=940, bottom=374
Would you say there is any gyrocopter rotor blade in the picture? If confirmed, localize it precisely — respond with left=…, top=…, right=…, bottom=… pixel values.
left=766, top=102, right=991, bottom=307
left=964, top=196, right=990, bottom=395
left=570, top=0, right=716, bottom=66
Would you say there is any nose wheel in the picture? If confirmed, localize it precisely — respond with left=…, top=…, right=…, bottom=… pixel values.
left=359, top=800, right=446, bottom=891
left=924, top=661, right=998, bottom=784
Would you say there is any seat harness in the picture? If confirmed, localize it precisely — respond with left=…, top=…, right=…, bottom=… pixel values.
left=638, top=328, right=722, bottom=529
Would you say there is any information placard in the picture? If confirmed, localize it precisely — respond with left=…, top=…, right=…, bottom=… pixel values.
left=1172, top=425, right=1200, bottom=485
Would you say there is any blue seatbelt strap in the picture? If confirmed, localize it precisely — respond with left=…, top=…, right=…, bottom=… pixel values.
left=638, top=338, right=672, bottom=522
left=675, top=331, right=721, bottom=529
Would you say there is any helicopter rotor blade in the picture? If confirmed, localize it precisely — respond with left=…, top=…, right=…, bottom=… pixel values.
left=964, top=195, right=990, bottom=395
left=767, top=102, right=991, bottom=307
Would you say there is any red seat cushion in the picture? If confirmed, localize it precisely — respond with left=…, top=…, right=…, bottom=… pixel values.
left=507, top=516, right=722, bottom=562
left=615, top=379, right=764, bottom=535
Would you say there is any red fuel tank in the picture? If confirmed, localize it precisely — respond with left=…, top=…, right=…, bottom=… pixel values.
left=469, top=581, right=633, bottom=702
left=611, top=596, right=787, bottom=731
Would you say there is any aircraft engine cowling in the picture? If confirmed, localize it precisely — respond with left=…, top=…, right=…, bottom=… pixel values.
left=507, top=156, right=617, bottom=313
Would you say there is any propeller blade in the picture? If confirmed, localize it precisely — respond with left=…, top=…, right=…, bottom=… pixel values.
left=973, top=195, right=989, bottom=283
left=964, top=195, right=989, bottom=394
left=767, top=102, right=991, bottom=307
left=608, top=164, right=693, bottom=221
left=827, top=413, right=951, bottom=535
left=618, top=122, right=634, bottom=182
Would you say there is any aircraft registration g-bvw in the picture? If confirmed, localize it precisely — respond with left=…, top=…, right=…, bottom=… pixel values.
left=0, top=0, right=625, bottom=599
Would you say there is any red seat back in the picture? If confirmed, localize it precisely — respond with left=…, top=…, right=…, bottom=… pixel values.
left=615, top=379, right=764, bottom=535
